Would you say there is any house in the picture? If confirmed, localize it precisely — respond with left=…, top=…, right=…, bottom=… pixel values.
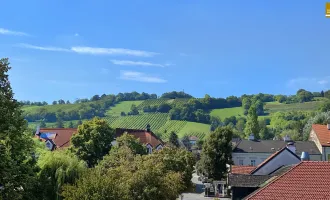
left=36, top=124, right=164, bottom=154
left=309, top=123, right=330, bottom=160
left=114, top=125, right=164, bottom=154
left=232, top=134, right=321, bottom=166
left=228, top=174, right=274, bottom=200
left=228, top=147, right=306, bottom=199
left=244, top=161, right=330, bottom=200
left=35, top=128, right=77, bottom=150
left=189, top=136, right=199, bottom=145
left=249, top=146, right=301, bottom=175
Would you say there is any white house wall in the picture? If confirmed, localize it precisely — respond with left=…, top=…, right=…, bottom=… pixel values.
left=252, top=150, right=300, bottom=175
left=232, top=152, right=271, bottom=166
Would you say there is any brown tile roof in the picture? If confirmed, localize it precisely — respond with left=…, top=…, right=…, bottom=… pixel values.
left=250, top=147, right=300, bottom=175
left=115, top=128, right=164, bottom=148
left=245, top=161, right=330, bottom=200
left=38, top=128, right=77, bottom=149
left=231, top=166, right=256, bottom=174
left=311, top=124, right=330, bottom=146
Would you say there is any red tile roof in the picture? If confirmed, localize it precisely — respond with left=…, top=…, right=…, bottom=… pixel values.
left=311, top=124, right=330, bottom=146
left=245, top=161, right=330, bottom=200
left=250, top=147, right=300, bottom=174
left=115, top=128, right=164, bottom=148
left=231, top=166, right=256, bottom=174
left=38, top=128, right=77, bottom=149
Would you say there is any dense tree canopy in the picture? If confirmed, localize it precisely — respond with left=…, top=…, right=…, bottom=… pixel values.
left=69, top=118, right=115, bottom=167
left=197, top=127, right=233, bottom=180
left=63, top=146, right=193, bottom=200
left=0, top=58, right=37, bottom=199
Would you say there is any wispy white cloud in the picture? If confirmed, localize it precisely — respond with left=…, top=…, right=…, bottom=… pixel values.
left=119, top=70, right=167, bottom=83
left=110, top=60, right=165, bottom=67
left=17, top=43, right=70, bottom=52
left=71, top=46, right=158, bottom=57
left=0, top=28, right=29, bottom=36
left=287, top=76, right=330, bottom=89
left=16, top=43, right=159, bottom=57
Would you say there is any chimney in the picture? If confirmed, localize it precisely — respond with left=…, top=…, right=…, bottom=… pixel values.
left=248, top=134, right=255, bottom=141
left=300, top=151, right=310, bottom=161
left=283, top=135, right=292, bottom=142
left=286, top=142, right=296, bottom=154
left=327, top=124, right=330, bottom=130
left=146, top=124, right=151, bottom=132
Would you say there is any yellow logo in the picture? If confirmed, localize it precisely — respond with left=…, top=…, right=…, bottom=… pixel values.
left=326, top=3, right=330, bottom=17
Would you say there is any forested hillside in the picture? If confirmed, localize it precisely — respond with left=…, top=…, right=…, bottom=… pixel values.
left=23, top=90, right=330, bottom=141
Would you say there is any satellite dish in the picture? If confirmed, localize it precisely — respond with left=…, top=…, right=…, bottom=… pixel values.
left=35, top=125, right=40, bottom=135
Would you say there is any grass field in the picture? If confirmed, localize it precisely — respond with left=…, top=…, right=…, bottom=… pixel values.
left=264, top=101, right=323, bottom=113
left=210, top=107, right=244, bottom=119
left=106, top=100, right=143, bottom=116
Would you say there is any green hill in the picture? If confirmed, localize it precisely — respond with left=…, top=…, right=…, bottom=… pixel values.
left=106, top=100, right=143, bottom=116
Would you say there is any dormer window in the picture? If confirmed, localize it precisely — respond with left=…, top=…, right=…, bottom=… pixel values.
left=146, top=144, right=153, bottom=154
left=156, top=144, right=163, bottom=151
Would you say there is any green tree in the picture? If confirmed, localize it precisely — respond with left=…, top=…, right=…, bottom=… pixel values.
left=69, top=118, right=115, bottom=167
left=321, top=90, right=325, bottom=97
left=56, top=118, right=64, bottom=128
left=0, top=58, right=37, bottom=199
left=197, top=127, right=233, bottom=180
left=169, top=131, right=179, bottom=148
left=63, top=147, right=186, bottom=200
left=319, top=100, right=330, bottom=112
left=296, top=89, right=313, bottom=102
left=181, top=135, right=191, bottom=150
left=129, top=104, right=139, bottom=115
left=115, top=133, right=147, bottom=155
left=242, top=97, right=251, bottom=115
left=68, top=121, right=74, bottom=128
left=244, top=105, right=260, bottom=139
left=37, top=150, right=87, bottom=200
left=40, top=120, right=47, bottom=128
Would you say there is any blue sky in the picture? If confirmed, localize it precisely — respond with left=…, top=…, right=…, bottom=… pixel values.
left=1, top=0, right=329, bottom=102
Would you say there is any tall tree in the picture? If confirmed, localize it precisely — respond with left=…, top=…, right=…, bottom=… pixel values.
left=55, top=118, right=64, bottom=128
left=0, top=58, right=37, bottom=199
left=244, top=105, right=260, bottom=139
left=69, top=117, right=115, bottom=167
left=114, top=133, right=147, bottom=155
left=197, top=127, right=233, bottom=180
left=37, top=150, right=86, bottom=200
left=321, top=90, right=325, bottom=97
left=169, top=131, right=180, bottom=148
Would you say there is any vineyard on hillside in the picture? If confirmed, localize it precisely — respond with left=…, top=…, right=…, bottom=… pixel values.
left=105, top=113, right=169, bottom=131
left=156, top=120, right=188, bottom=138
left=137, top=99, right=170, bottom=109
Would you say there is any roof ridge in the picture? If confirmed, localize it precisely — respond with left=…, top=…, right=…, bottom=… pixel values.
left=244, top=161, right=303, bottom=200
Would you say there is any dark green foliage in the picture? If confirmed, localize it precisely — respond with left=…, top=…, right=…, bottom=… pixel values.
left=197, top=127, right=233, bottom=180
left=303, top=111, right=330, bottom=141
left=325, top=90, right=330, bottom=99
left=0, top=58, right=37, bottom=199
left=296, top=89, right=314, bottom=103
left=160, top=91, right=193, bottom=99
left=70, top=118, right=115, bottom=167
left=128, top=104, right=139, bottom=115
left=114, top=133, right=147, bottom=155
left=169, top=131, right=180, bottom=147
left=319, top=100, right=330, bottom=112
left=244, top=105, right=260, bottom=138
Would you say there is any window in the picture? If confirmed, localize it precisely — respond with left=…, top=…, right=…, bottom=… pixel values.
left=239, top=160, right=244, bottom=166
left=146, top=144, right=153, bottom=154
left=250, top=160, right=256, bottom=166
